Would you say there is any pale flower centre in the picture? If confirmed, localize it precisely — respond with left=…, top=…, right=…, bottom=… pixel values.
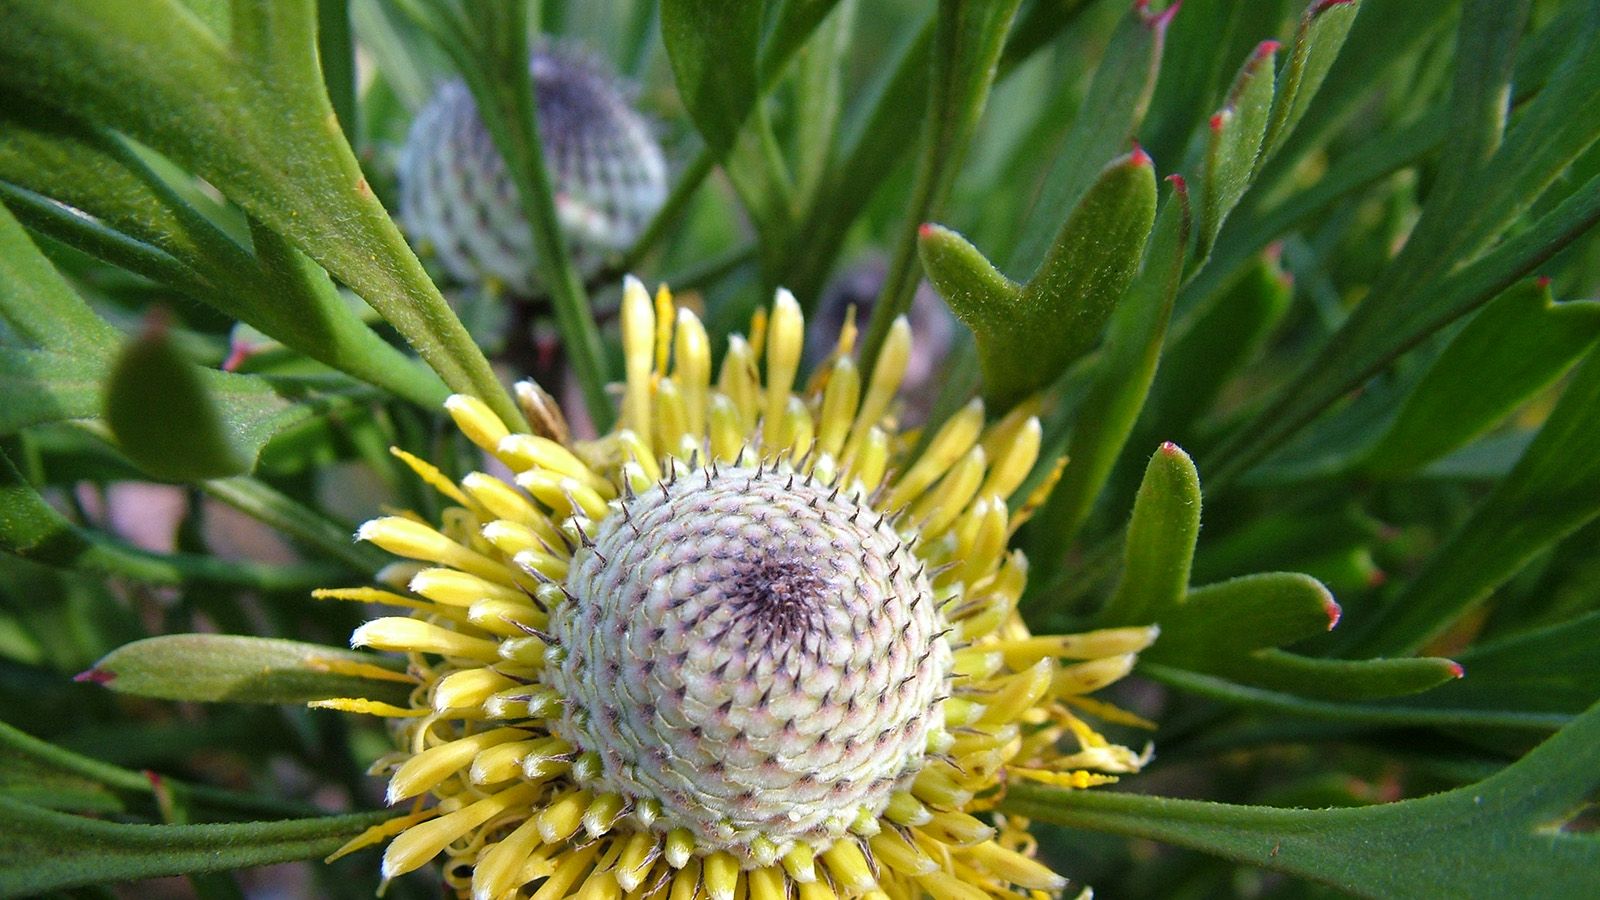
left=548, top=465, right=950, bottom=860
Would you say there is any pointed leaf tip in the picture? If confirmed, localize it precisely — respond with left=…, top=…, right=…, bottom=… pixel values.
left=73, top=668, right=115, bottom=685
left=1130, top=142, right=1152, bottom=167
left=1135, top=0, right=1181, bottom=30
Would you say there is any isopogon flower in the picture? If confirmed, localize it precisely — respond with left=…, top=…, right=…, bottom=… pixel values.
left=399, top=48, right=668, bottom=295
left=320, top=279, right=1156, bottom=900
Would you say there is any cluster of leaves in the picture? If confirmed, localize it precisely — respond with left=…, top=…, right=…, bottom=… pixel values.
left=1, top=0, right=1599, bottom=897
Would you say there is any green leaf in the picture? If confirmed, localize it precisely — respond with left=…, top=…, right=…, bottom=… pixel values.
left=1354, top=345, right=1600, bottom=655
left=1099, top=442, right=1201, bottom=627
left=863, top=0, right=1023, bottom=372
left=661, top=0, right=763, bottom=156
left=781, top=19, right=931, bottom=301
left=917, top=223, right=1019, bottom=313
left=1210, top=13, right=1600, bottom=485
left=1147, top=251, right=1293, bottom=445
left=1142, top=663, right=1571, bottom=731
left=1363, top=280, right=1600, bottom=476
left=0, top=0, right=522, bottom=427
left=0, top=798, right=391, bottom=896
left=1224, top=650, right=1462, bottom=702
left=1031, top=175, right=1191, bottom=552
left=1194, top=40, right=1279, bottom=260
left=84, top=634, right=411, bottom=705
left=1009, top=1, right=1171, bottom=273
left=104, top=320, right=252, bottom=480
left=935, top=151, right=1157, bottom=409
left=1260, top=0, right=1363, bottom=161
left=1150, top=572, right=1339, bottom=662
left=1382, top=612, right=1600, bottom=721
left=0, top=201, right=118, bottom=353
left=1002, top=697, right=1600, bottom=898
left=0, top=348, right=103, bottom=434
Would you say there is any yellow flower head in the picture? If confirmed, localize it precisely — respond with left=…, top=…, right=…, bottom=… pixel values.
left=323, top=278, right=1155, bottom=900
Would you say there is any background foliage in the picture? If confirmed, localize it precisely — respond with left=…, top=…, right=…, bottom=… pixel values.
left=1, top=0, right=1599, bottom=896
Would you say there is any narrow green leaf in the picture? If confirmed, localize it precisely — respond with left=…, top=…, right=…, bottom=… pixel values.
left=1150, top=572, right=1339, bottom=663
left=1260, top=0, right=1363, bottom=161
left=0, top=798, right=391, bottom=896
left=84, top=634, right=410, bottom=705
left=104, top=319, right=252, bottom=481
left=863, top=0, right=1023, bottom=374
left=0, top=201, right=118, bottom=353
left=916, top=223, right=1019, bottom=313
left=1148, top=251, right=1293, bottom=445
left=1009, top=1, right=1171, bottom=273
left=1002, top=697, right=1600, bottom=898
left=1363, top=280, right=1600, bottom=476
left=0, top=0, right=522, bottom=426
left=1228, top=650, right=1462, bottom=701
left=1355, top=345, right=1600, bottom=654
left=781, top=19, right=931, bottom=301
left=1032, top=174, right=1191, bottom=554
left=1210, top=17, right=1600, bottom=485
left=0, top=348, right=103, bottom=434
left=1143, top=663, right=1571, bottom=731
left=940, top=151, right=1158, bottom=409
left=0, top=103, right=447, bottom=405
left=1383, top=612, right=1600, bottom=720
left=1100, top=442, right=1201, bottom=626
left=660, top=0, right=763, bottom=155
left=1430, top=0, right=1530, bottom=203
left=1195, top=41, right=1279, bottom=260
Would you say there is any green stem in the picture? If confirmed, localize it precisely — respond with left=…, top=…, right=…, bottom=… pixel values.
left=79, top=535, right=345, bottom=590
left=202, top=477, right=383, bottom=574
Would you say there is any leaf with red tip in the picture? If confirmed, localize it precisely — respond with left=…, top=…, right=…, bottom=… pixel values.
left=1261, top=0, right=1363, bottom=161
left=88, top=635, right=411, bottom=705
left=1029, top=173, right=1191, bottom=557
left=1195, top=39, right=1279, bottom=259
left=1100, top=441, right=1202, bottom=627
left=1009, top=0, right=1172, bottom=273
left=1149, top=572, right=1341, bottom=662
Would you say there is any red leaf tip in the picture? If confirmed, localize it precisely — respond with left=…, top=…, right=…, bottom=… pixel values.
left=1157, top=440, right=1183, bottom=456
left=1165, top=173, right=1188, bottom=193
left=1366, top=568, right=1388, bottom=589
left=1312, top=0, right=1357, bottom=13
left=1536, top=275, right=1552, bottom=288
left=1324, top=597, right=1343, bottom=630
left=1129, top=141, right=1152, bottom=168
left=1209, top=112, right=1226, bottom=133
left=144, top=770, right=164, bottom=789
left=918, top=222, right=936, bottom=239
left=1447, top=661, right=1465, bottom=679
left=1256, top=39, right=1282, bottom=58
left=1137, top=0, right=1181, bottom=30
left=74, top=668, right=115, bottom=685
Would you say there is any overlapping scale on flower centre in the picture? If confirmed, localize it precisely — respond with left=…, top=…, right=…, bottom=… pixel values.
left=549, top=464, right=950, bottom=859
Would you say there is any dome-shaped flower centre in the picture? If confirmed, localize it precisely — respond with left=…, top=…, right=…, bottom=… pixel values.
left=548, top=464, right=951, bottom=860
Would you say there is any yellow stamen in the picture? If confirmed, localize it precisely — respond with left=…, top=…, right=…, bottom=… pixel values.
left=763, top=289, right=804, bottom=449
left=382, top=783, right=539, bottom=878
left=432, top=668, right=517, bottom=712
left=445, top=394, right=511, bottom=455
left=621, top=276, right=656, bottom=455
left=674, top=308, right=712, bottom=435
left=357, top=517, right=514, bottom=587
left=350, top=617, right=501, bottom=661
